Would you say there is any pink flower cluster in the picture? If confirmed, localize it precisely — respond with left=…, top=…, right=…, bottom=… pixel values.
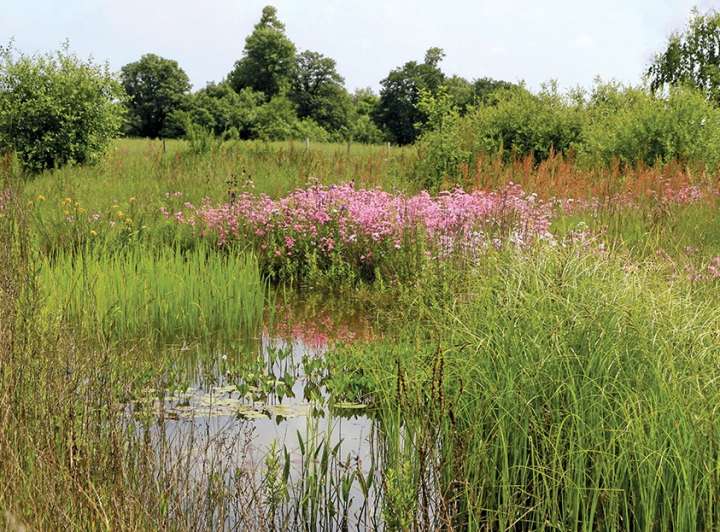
left=172, top=183, right=554, bottom=266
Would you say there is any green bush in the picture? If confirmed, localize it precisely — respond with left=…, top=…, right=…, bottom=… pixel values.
left=464, top=83, right=584, bottom=163
left=580, top=83, right=720, bottom=169
left=414, top=88, right=469, bottom=188
left=185, top=84, right=264, bottom=139
left=350, top=114, right=385, bottom=144
left=0, top=44, right=125, bottom=173
left=455, top=80, right=720, bottom=173
left=252, top=94, right=329, bottom=141
left=185, top=122, right=220, bottom=155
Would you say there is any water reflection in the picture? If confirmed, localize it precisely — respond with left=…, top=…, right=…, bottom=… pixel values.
left=129, top=317, right=383, bottom=529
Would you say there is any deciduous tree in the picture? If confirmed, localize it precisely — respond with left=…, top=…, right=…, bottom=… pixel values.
left=228, top=6, right=297, bottom=98
left=648, top=9, right=720, bottom=104
left=290, top=50, right=352, bottom=135
left=120, top=53, right=191, bottom=138
left=374, top=47, right=446, bottom=144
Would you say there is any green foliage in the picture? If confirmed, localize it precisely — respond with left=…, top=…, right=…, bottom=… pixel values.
left=290, top=50, right=353, bottom=136
left=350, top=114, right=385, bottom=144
left=374, top=47, right=447, bottom=144
left=580, top=83, right=720, bottom=169
left=120, top=53, right=191, bottom=138
left=472, top=76, right=517, bottom=105
left=441, top=76, right=517, bottom=114
left=185, top=122, right=220, bottom=155
left=454, top=80, right=720, bottom=171
left=252, top=94, right=329, bottom=141
left=465, top=82, right=584, bottom=163
left=228, top=6, right=297, bottom=98
left=442, top=75, right=474, bottom=112
left=414, top=88, right=469, bottom=188
left=648, top=9, right=720, bottom=104
left=173, top=83, right=264, bottom=139
left=0, top=43, right=125, bottom=173
left=350, top=88, right=385, bottom=143
left=352, top=87, right=379, bottom=116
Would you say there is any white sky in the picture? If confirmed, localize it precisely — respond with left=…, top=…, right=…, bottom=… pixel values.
left=2, top=1, right=718, bottom=93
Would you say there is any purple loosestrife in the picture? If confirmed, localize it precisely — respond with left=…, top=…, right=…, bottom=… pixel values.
left=169, top=183, right=554, bottom=270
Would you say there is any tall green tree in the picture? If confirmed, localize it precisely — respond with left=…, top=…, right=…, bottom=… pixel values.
left=290, top=50, right=352, bottom=135
left=0, top=43, right=125, bottom=173
left=648, top=9, right=720, bottom=104
left=120, top=53, right=191, bottom=138
left=374, top=47, right=446, bottom=144
left=228, top=6, right=297, bottom=98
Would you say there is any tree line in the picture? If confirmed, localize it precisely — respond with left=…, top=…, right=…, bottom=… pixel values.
left=2, top=6, right=720, bottom=174
left=119, top=6, right=515, bottom=145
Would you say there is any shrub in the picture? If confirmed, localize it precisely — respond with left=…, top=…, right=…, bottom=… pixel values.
left=580, top=83, right=720, bottom=170
left=252, top=94, right=329, bottom=141
left=0, top=43, right=125, bottom=173
left=414, top=88, right=470, bottom=188
left=465, top=83, right=584, bottom=163
left=185, top=122, right=220, bottom=155
left=350, top=114, right=385, bottom=144
left=184, top=84, right=264, bottom=139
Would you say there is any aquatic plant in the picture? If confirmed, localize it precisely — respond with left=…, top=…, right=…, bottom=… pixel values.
left=39, top=245, right=266, bottom=343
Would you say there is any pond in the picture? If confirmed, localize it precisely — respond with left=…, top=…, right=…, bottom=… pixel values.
left=127, top=305, right=386, bottom=529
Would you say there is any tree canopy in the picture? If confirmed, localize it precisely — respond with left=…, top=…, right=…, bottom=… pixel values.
left=373, top=47, right=447, bottom=144
left=227, top=6, right=297, bottom=97
left=647, top=9, right=720, bottom=104
left=290, top=50, right=353, bottom=134
left=120, top=53, right=191, bottom=138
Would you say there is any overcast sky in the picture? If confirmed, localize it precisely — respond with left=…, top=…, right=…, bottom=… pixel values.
left=2, top=1, right=718, bottom=93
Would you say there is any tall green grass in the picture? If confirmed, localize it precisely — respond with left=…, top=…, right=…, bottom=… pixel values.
left=21, top=137, right=416, bottom=205
left=329, top=245, right=720, bottom=529
left=39, top=245, right=266, bottom=343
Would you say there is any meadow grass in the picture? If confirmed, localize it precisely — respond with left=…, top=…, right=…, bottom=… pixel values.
left=22, top=137, right=416, bottom=206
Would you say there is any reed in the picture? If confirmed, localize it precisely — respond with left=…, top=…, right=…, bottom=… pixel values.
left=39, top=244, right=266, bottom=344
left=329, top=245, right=720, bottom=529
